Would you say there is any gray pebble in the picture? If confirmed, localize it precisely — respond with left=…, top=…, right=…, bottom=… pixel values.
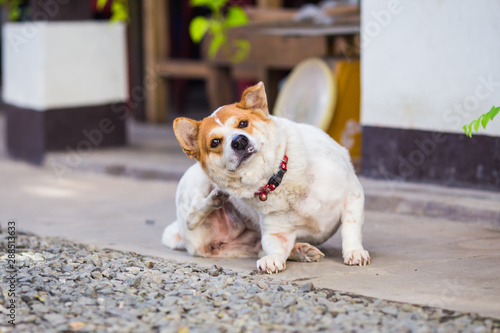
left=257, top=281, right=269, bottom=290
left=127, top=276, right=142, bottom=288
left=300, top=281, right=315, bottom=292
left=255, top=295, right=271, bottom=306
left=91, top=254, right=102, bottom=267
left=43, top=313, right=66, bottom=326
left=84, top=286, right=97, bottom=299
left=61, top=264, right=74, bottom=272
left=126, top=267, right=142, bottom=274
left=381, top=305, right=399, bottom=316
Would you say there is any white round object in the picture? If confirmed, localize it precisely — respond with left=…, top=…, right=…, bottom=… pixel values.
left=273, top=58, right=336, bottom=131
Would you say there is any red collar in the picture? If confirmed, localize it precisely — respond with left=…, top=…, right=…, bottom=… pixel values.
left=254, top=154, right=288, bottom=201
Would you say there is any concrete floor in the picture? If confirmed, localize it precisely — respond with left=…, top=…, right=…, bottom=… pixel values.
left=1, top=159, right=500, bottom=319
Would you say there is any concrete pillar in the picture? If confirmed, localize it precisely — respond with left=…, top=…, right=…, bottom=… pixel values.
left=3, top=21, right=128, bottom=164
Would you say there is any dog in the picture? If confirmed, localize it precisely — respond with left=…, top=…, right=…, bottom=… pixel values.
left=162, top=82, right=370, bottom=273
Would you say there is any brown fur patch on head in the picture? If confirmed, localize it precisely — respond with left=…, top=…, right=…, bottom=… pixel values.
left=195, top=102, right=271, bottom=164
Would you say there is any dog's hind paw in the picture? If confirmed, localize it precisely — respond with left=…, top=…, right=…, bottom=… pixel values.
left=257, top=254, right=286, bottom=274
left=209, top=188, right=230, bottom=208
left=343, top=249, right=370, bottom=266
left=288, top=243, right=325, bottom=262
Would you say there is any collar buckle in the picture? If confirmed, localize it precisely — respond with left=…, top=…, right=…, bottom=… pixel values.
left=255, top=154, right=288, bottom=201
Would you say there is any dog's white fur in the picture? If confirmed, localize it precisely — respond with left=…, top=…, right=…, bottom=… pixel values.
left=162, top=82, right=369, bottom=273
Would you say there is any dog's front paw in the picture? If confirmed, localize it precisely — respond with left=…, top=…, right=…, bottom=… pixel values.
left=344, top=249, right=370, bottom=266
left=209, top=188, right=229, bottom=208
left=257, top=255, right=286, bottom=274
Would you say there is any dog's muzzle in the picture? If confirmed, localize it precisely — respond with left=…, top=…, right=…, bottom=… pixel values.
left=231, top=135, right=248, bottom=151
left=230, top=134, right=256, bottom=169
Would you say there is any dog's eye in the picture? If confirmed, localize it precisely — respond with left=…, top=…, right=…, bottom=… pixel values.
left=210, top=139, right=221, bottom=148
left=238, top=120, right=248, bottom=128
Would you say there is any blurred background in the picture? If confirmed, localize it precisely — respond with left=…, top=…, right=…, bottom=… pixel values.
left=0, top=0, right=499, bottom=190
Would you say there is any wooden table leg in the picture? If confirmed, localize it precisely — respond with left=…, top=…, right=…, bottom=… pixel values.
left=143, top=0, right=168, bottom=123
left=207, top=65, right=234, bottom=111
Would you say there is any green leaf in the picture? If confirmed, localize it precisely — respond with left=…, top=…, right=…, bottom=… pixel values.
left=482, top=114, right=490, bottom=129
left=191, top=0, right=227, bottom=11
left=189, top=16, right=209, bottom=43
left=208, top=34, right=226, bottom=59
left=111, top=11, right=128, bottom=23
left=490, top=106, right=500, bottom=120
left=473, top=119, right=480, bottom=133
left=9, top=7, right=20, bottom=21
left=231, top=39, right=250, bottom=63
left=209, top=20, right=223, bottom=36
left=225, top=6, right=249, bottom=28
left=190, top=0, right=211, bottom=6
left=463, top=105, right=499, bottom=137
left=96, top=0, right=108, bottom=10
left=106, top=0, right=129, bottom=23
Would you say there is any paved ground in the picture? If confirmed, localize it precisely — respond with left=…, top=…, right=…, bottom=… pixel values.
left=0, top=118, right=499, bottom=324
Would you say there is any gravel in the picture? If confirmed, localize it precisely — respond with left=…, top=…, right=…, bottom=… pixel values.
left=1, top=231, right=499, bottom=333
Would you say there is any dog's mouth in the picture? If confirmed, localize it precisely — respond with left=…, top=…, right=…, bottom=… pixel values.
left=235, top=148, right=256, bottom=169
left=230, top=145, right=258, bottom=171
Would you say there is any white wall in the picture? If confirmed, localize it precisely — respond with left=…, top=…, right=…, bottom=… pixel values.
left=361, top=0, right=500, bottom=137
left=3, top=22, right=128, bottom=111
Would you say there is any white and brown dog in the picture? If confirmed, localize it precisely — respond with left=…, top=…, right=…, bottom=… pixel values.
left=162, top=82, right=370, bottom=273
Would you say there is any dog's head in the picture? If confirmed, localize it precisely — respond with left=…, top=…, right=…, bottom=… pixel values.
left=173, top=82, right=277, bottom=193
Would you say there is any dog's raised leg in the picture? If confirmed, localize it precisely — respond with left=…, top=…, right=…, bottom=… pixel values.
left=341, top=191, right=370, bottom=266
left=185, top=188, right=229, bottom=230
left=257, top=215, right=296, bottom=273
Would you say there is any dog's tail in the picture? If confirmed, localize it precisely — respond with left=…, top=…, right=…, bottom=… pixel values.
left=161, top=222, right=186, bottom=250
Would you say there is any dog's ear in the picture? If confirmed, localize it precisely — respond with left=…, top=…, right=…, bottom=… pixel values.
left=238, top=81, right=268, bottom=114
left=173, top=117, right=200, bottom=159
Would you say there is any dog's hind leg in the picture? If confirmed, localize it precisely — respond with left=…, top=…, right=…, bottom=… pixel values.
left=341, top=190, right=370, bottom=266
left=288, top=243, right=325, bottom=262
left=162, top=222, right=186, bottom=250
left=185, top=188, right=229, bottom=230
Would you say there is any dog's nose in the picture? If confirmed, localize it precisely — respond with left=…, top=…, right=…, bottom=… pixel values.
left=231, top=135, right=248, bottom=151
